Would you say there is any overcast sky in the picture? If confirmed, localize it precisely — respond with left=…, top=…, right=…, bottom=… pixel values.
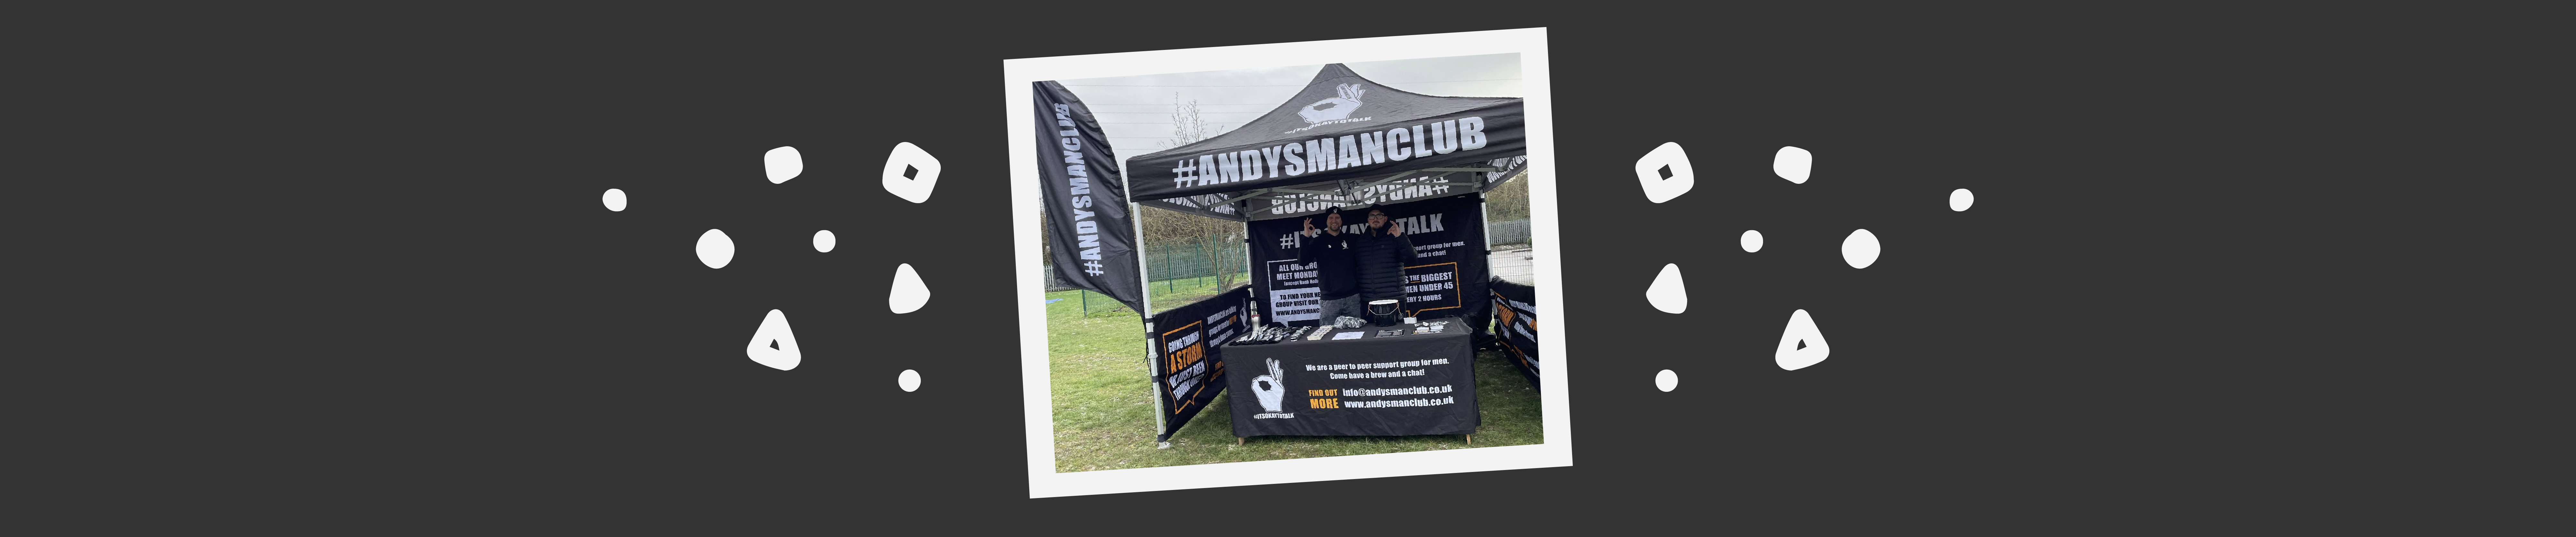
left=1056, top=53, right=1522, bottom=168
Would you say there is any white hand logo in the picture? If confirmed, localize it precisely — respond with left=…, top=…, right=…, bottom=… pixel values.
left=1250, top=357, right=1287, bottom=412
left=1296, top=83, right=1365, bottom=124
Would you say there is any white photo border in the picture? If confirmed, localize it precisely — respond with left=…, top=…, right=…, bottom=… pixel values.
left=1006, top=28, right=1567, bottom=498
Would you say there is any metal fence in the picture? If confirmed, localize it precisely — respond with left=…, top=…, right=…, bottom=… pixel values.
left=1044, top=242, right=1249, bottom=292
left=1142, top=242, right=1248, bottom=283
left=1489, top=218, right=1530, bottom=247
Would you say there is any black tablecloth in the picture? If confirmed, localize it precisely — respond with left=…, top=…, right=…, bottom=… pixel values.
left=1222, top=320, right=1479, bottom=437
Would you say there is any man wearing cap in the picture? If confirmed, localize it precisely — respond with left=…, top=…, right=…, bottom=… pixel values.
left=1348, top=206, right=1418, bottom=316
left=1298, top=206, right=1365, bottom=323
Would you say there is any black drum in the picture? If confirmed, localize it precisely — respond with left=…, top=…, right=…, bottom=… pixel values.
left=1367, top=299, right=1401, bottom=326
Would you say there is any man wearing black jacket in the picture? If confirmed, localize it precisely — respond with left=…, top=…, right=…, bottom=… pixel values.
left=1297, top=206, right=1364, bottom=323
left=1348, top=206, right=1418, bottom=314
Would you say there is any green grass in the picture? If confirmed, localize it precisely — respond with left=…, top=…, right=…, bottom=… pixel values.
left=1046, top=285, right=1544, bottom=473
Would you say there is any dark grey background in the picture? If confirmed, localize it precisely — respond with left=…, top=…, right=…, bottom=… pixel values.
left=19, top=5, right=2552, bottom=531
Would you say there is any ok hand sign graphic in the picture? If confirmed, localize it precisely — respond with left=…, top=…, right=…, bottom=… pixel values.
left=1296, top=83, right=1366, bottom=124
left=1250, top=357, right=1288, bottom=413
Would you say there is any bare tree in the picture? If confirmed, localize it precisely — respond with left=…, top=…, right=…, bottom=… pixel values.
left=1485, top=171, right=1531, bottom=221
left=1136, top=93, right=1244, bottom=292
left=1162, top=93, right=1214, bottom=151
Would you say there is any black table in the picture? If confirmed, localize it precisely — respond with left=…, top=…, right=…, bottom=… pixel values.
left=1221, top=319, right=1479, bottom=438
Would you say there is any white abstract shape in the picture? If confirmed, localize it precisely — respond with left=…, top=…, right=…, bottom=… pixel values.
left=812, top=230, right=836, bottom=252
left=601, top=188, right=627, bottom=212
left=1950, top=188, right=1975, bottom=212
left=1774, top=146, right=1812, bottom=184
left=1645, top=263, right=1687, bottom=314
left=898, top=369, right=921, bottom=392
left=1774, top=309, right=1831, bottom=371
left=1740, top=230, right=1764, bottom=252
left=764, top=146, right=803, bottom=184
left=745, top=309, right=801, bottom=371
left=1842, top=229, right=1881, bottom=269
left=1633, top=142, right=1694, bottom=203
left=889, top=263, right=931, bottom=314
left=1655, top=369, right=1678, bottom=392
left=882, top=142, right=941, bottom=203
left=695, top=229, right=735, bottom=269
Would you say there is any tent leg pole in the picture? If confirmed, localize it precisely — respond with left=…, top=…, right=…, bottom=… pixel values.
left=1127, top=200, right=1163, bottom=439
left=1133, top=201, right=1152, bottom=316
left=1478, top=191, right=1494, bottom=348
left=1242, top=219, right=1255, bottom=325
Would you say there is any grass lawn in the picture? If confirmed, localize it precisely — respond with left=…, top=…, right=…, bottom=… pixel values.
left=1046, top=281, right=1543, bottom=473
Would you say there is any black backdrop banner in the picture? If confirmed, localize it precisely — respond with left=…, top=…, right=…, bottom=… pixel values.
left=1490, top=277, right=1540, bottom=390
left=1034, top=81, right=1145, bottom=315
left=1246, top=194, right=1488, bottom=326
left=1147, top=286, right=1251, bottom=442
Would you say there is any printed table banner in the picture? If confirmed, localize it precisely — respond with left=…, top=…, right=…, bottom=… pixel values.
left=1489, top=277, right=1540, bottom=390
left=1222, top=327, right=1479, bottom=437
left=1146, top=286, right=1252, bottom=441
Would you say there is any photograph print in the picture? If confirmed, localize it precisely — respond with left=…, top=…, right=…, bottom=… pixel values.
left=1010, top=30, right=1566, bottom=497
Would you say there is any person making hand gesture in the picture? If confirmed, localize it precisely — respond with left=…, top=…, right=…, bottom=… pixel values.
left=1297, top=206, right=1364, bottom=323
left=1348, top=206, right=1418, bottom=312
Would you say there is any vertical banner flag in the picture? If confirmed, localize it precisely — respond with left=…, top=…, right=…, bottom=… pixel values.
left=1035, top=81, right=1144, bottom=314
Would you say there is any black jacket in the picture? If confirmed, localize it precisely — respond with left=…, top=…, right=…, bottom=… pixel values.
left=1297, top=229, right=1360, bottom=300
left=1349, top=227, right=1417, bottom=300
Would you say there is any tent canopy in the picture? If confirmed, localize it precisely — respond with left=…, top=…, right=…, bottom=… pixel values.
left=1124, top=64, right=1527, bottom=221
